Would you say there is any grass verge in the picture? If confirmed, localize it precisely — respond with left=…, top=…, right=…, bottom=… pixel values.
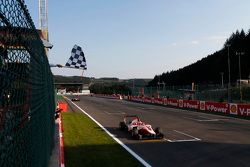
left=62, top=112, right=143, bottom=167
left=57, top=95, right=63, bottom=100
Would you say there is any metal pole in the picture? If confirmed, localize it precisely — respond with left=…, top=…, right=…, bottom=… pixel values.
left=220, top=72, right=224, bottom=88
left=150, top=86, right=152, bottom=97
left=236, top=52, right=244, bottom=102
left=227, top=45, right=231, bottom=103
left=132, top=79, right=135, bottom=96
left=239, top=53, right=241, bottom=101
left=81, top=70, right=84, bottom=93
left=163, top=82, right=165, bottom=97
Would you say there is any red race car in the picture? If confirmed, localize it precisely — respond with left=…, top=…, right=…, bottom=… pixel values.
left=119, top=115, right=164, bottom=140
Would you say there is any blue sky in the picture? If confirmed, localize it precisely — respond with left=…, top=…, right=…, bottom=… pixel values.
left=25, top=0, right=250, bottom=79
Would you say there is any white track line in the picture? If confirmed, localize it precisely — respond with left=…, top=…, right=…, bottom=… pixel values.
left=137, top=107, right=156, bottom=110
left=167, top=139, right=200, bottom=142
left=165, top=130, right=201, bottom=143
left=184, top=116, right=229, bottom=122
left=173, top=130, right=201, bottom=141
left=198, top=115, right=215, bottom=119
left=65, top=97, right=152, bottom=167
left=183, top=116, right=200, bottom=121
left=198, top=115, right=229, bottom=121
left=198, top=119, right=220, bottom=122
left=183, top=116, right=219, bottom=122
left=104, top=111, right=126, bottom=115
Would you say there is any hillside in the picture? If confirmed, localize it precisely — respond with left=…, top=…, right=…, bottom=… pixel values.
left=53, top=75, right=151, bottom=87
left=53, top=75, right=92, bottom=84
left=148, top=29, right=250, bottom=86
left=53, top=75, right=151, bottom=94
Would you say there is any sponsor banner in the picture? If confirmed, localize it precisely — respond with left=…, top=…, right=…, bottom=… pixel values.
left=144, top=97, right=152, bottom=103
left=130, top=96, right=136, bottom=101
left=179, top=99, right=183, bottom=108
left=140, top=97, right=144, bottom=102
left=163, top=98, right=168, bottom=105
left=97, top=94, right=250, bottom=118
left=237, top=104, right=250, bottom=117
left=229, top=103, right=238, bottom=115
left=132, top=96, right=143, bottom=102
left=139, top=97, right=144, bottom=102
left=167, top=98, right=179, bottom=107
left=205, top=101, right=229, bottom=114
left=111, top=95, right=119, bottom=99
left=154, top=98, right=164, bottom=105
left=200, top=101, right=205, bottom=110
left=183, top=100, right=200, bottom=110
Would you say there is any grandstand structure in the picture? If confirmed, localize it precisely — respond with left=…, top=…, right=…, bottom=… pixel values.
left=39, top=0, right=48, bottom=41
left=38, top=0, right=53, bottom=51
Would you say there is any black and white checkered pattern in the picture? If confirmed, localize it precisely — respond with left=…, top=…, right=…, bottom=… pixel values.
left=65, top=45, right=87, bottom=69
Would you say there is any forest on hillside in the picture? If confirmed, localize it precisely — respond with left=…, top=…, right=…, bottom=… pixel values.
left=53, top=75, right=92, bottom=84
left=148, top=29, right=250, bottom=87
left=53, top=75, right=151, bottom=94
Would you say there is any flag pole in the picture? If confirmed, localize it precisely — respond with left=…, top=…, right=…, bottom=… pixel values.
left=81, top=69, right=84, bottom=94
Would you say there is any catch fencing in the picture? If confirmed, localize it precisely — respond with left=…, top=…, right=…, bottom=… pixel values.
left=129, top=96, right=250, bottom=118
left=0, top=0, right=55, bottom=166
left=132, top=84, right=250, bottom=103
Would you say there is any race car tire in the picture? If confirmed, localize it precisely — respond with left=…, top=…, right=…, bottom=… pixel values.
left=158, top=133, right=164, bottom=138
left=119, top=122, right=126, bottom=131
left=131, top=127, right=139, bottom=138
left=138, top=134, right=142, bottom=140
left=154, top=127, right=162, bottom=134
left=155, top=127, right=164, bottom=138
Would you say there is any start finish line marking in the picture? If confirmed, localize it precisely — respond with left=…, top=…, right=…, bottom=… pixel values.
left=166, top=130, right=201, bottom=143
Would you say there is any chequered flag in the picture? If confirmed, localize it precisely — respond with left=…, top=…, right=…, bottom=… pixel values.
left=65, top=45, right=87, bottom=69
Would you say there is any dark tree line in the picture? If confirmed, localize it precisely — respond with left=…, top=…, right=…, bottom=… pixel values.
left=89, top=83, right=131, bottom=95
left=54, top=75, right=91, bottom=84
left=148, top=29, right=250, bottom=86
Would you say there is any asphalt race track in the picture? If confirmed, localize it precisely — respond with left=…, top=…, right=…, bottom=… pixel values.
left=66, top=95, right=250, bottom=167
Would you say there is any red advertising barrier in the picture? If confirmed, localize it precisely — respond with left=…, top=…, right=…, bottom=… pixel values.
left=235, top=104, right=250, bottom=117
left=152, top=98, right=164, bottom=105
left=179, top=100, right=200, bottom=110
left=144, top=97, right=152, bottom=103
left=131, top=96, right=143, bottom=102
left=163, top=98, right=168, bottom=105
left=59, top=114, right=65, bottom=167
left=205, top=101, right=229, bottom=114
left=93, top=94, right=250, bottom=118
left=166, top=98, right=179, bottom=107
